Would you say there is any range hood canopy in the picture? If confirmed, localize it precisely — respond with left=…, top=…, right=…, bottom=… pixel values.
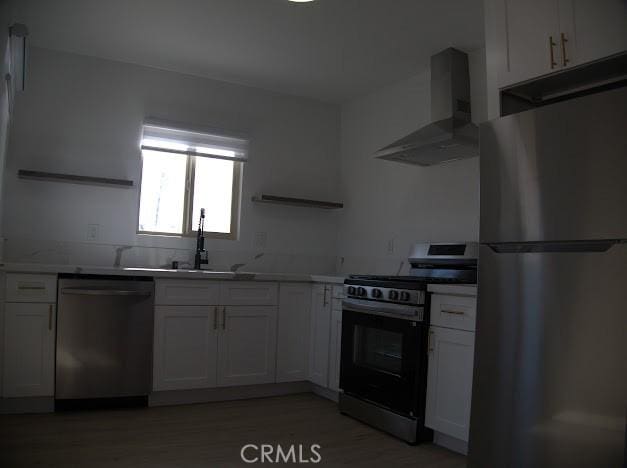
left=375, top=48, right=478, bottom=166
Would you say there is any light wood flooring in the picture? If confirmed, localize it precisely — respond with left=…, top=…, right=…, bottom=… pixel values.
left=0, top=393, right=465, bottom=467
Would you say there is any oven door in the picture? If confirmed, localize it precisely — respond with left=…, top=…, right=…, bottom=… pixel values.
left=340, top=305, right=425, bottom=416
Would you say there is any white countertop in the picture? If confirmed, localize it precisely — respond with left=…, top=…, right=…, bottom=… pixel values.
left=427, top=284, right=477, bottom=296
left=0, top=262, right=346, bottom=284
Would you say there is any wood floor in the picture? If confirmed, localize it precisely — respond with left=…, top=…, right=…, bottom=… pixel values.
left=0, top=393, right=466, bottom=467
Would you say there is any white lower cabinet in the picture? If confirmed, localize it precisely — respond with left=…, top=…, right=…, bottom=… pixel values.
left=217, top=306, right=277, bottom=387
left=153, top=305, right=218, bottom=391
left=3, top=302, right=56, bottom=397
left=276, top=283, right=311, bottom=382
left=308, top=284, right=332, bottom=387
left=425, top=326, right=475, bottom=442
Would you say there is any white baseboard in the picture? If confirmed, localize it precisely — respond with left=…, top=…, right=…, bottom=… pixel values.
left=149, top=381, right=312, bottom=407
left=433, top=431, right=468, bottom=455
left=0, top=397, right=54, bottom=414
left=310, top=384, right=339, bottom=403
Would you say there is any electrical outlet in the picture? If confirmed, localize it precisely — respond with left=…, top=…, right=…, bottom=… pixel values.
left=87, top=224, right=100, bottom=241
left=386, top=239, right=395, bottom=255
left=254, top=231, right=267, bottom=250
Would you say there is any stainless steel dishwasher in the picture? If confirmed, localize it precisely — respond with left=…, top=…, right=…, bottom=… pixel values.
left=56, top=276, right=154, bottom=401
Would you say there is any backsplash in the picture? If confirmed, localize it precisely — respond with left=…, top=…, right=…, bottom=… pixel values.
left=3, top=237, right=337, bottom=275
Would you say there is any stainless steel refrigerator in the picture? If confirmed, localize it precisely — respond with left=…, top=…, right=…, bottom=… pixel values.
left=469, top=86, right=627, bottom=467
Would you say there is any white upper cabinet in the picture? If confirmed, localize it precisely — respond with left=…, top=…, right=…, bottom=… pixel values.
left=308, top=284, right=331, bottom=388
left=562, top=0, right=627, bottom=66
left=493, top=0, right=627, bottom=89
left=217, top=306, right=277, bottom=387
left=276, top=283, right=311, bottom=383
left=3, top=303, right=56, bottom=397
left=153, top=305, right=218, bottom=391
left=499, top=0, right=562, bottom=87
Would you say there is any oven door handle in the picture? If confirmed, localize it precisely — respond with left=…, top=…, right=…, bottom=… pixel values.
left=342, top=298, right=422, bottom=318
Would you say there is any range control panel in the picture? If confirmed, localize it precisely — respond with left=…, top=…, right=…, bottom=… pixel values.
left=344, top=285, right=424, bottom=306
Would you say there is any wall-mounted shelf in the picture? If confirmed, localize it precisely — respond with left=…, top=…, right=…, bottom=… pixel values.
left=251, top=194, right=343, bottom=210
left=18, top=170, right=134, bottom=188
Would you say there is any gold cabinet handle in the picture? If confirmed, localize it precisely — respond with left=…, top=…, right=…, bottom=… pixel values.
left=560, top=32, right=570, bottom=67
left=549, top=35, right=557, bottom=69
left=441, top=309, right=465, bottom=316
left=213, top=306, right=218, bottom=330
left=428, top=330, right=434, bottom=353
left=323, top=286, right=329, bottom=307
left=48, top=305, right=53, bottom=330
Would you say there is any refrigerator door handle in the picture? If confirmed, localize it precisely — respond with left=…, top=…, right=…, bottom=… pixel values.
left=486, top=240, right=623, bottom=254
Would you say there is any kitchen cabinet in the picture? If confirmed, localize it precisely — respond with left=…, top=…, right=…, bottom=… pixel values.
left=3, top=302, right=56, bottom=397
left=425, top=326, right=475, bottom=443
left=492, top=0, right=627, bottom=89
left=565, top=0, right=627, bottom=66
left=499, top=0, right=562, bottom=87
left=153, top=305, right=219, bottom=391
left=308, top=284, right=331, bottom=387
left=153, top=279, right=280, bottom=391
left=276, top=283, right=311, bottom=383
left=217, top=306, right=277, bottom=387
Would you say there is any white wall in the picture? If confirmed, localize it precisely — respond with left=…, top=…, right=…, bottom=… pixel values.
left=3, top=47, right=342, bottom=273
left=337, top=49, right=487, bottom=275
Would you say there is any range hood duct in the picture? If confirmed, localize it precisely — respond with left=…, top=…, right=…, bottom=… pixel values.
left=375, top=48, right=478, bottom=166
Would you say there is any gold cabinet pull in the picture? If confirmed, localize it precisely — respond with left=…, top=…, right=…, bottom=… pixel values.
left=442, top=309, right=465, bottom=316
left=560, top=32, right=570, bottom=67
left=428, top=330, right=434, bottom=353
left=48, top=305, right=53, bottom=330
left=549, top=35, right=557, bottom=69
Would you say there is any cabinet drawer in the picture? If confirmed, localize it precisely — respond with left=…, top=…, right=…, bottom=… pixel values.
left=430, top=294, right=476, bottom=331
left=6, top=274, right=57, bottom=303
left=220, top=282, right=278, bottom=306
left=155, top=279, right=221, bottom=305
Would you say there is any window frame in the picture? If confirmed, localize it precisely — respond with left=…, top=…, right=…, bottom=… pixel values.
left=136, top=150, right=242, bottom=240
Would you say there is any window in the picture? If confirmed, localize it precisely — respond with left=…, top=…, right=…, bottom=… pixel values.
left=137, top=123, right=247, bottom=238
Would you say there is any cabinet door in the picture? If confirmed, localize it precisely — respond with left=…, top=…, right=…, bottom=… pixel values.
left=276, top=283, right=311, bottom=382
left=3, top=303, right=55, bottom=397
left=499, top=0, right=561, bottom=87
left=308, top=284, right=331, bottom=387
left=217, top=306, right=277, bottom=387
left=425, top=326, right=475, bottom=442
left=560, top=0, right=627, bottom=67
left=153, top=306, right=218, bottom=391
left=328, top=308, right=342, bottom=392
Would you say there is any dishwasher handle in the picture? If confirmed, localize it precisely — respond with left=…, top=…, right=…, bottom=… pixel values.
left=61, top=288, right=152, bottom=297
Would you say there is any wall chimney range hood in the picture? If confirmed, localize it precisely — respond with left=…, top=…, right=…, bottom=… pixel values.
left=375, top=48, right=478, bottom=166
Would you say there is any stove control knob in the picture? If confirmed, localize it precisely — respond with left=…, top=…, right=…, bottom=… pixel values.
left=347, top=286, right=356, bottom=295
left=389, top=290, right=399, bottom=301
left=357, top=287, right=367, bottom=297
left=371, top=288, right=382, bottom=299
left=400, top=291, right=411, bottom=302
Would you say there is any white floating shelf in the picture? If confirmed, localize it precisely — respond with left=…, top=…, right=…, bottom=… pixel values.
left=252, top=194, right=343, bottom=210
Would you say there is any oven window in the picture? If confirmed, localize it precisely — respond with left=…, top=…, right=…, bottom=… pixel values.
left=353, top=325, right=403, bottom=376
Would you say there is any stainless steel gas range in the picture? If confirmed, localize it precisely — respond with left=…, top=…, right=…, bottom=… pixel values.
left=339, top=242, right=478, bottom=444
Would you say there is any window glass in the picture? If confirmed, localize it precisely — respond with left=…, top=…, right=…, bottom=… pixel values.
left=191, top=157, right=235, bottom=233
left=138, top=150, right=187, bottom=234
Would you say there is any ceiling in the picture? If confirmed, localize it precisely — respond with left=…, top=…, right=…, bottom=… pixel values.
left=13, top=0, right=484, bottom=103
